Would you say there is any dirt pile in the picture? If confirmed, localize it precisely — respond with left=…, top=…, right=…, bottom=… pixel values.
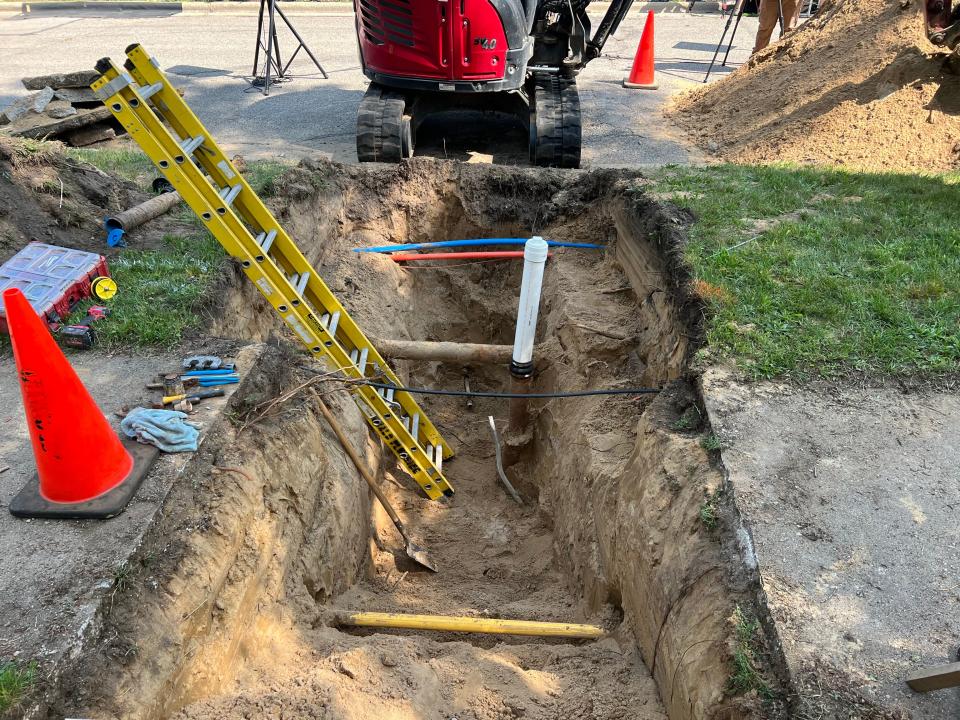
left=0, top=136, right=156, bottom=262
left=668, top=0, right=960, bottom=172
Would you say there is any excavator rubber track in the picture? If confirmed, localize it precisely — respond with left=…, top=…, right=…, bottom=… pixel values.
left=356, top=84, right=413, bottom=163
left=528, top=72, right=582, bottom=169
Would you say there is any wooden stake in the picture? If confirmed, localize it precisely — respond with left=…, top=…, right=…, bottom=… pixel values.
left=906, top=662, right=960, bottom=692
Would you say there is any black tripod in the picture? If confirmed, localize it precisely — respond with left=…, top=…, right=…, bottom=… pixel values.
left=703, top=0, right=784, bottom=83
left=251, top=0, right=328, bottom=96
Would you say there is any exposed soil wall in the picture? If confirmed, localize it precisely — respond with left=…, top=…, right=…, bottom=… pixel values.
left=527, top=268, right=759, bottom=719
left=47, top=346, right=375, bottom=719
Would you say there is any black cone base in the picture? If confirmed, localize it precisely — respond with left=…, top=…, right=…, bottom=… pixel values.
left=9, top=436, right=159, bottom=520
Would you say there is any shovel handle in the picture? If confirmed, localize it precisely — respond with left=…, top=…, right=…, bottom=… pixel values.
left=316, top=398, right=403, bottom=527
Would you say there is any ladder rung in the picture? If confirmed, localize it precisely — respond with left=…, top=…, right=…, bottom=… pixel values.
left=181, top=135, right=204, bottom=154
left=327, top=310, right=340, bottom=337
left=260, top=230, right=276, bottom=253
left=222, top=184, right=242, bottom=206
left=435, top=444, right=443, bottom=472
left=385, top=387, right=395, bottom=403
left=350, top=349, right=359, bottom=364
left=358, top=348, right=368, bottom=374
left=295, top=271, right=310, bottom=296
left=411, top=413, right=420, bottom=440
left=402, top=415, right=411, bottom=431
left=138, top=81, right=163, bottom=100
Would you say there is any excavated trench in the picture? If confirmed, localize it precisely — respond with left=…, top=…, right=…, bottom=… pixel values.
left=51, top=160, right=784, bottom=720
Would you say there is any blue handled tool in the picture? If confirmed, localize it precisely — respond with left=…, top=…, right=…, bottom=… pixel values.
left=197, top=377, right=239, bottom=387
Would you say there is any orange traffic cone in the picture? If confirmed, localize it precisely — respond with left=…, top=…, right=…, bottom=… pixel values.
left=624, top=11, right=658, bottom=90
left=4, top=288, right=156, bottom=519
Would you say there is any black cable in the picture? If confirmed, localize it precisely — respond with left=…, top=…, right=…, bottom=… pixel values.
left=359, top=381, right=661, bottom=399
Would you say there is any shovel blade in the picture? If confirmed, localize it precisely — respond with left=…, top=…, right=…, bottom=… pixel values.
left=405, top=540, right=438, bottom=572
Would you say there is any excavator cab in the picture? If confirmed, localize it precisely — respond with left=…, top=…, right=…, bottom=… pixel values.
left=354, top=0, right=635, bottom=167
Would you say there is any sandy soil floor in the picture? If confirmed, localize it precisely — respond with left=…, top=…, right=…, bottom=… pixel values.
left=170, top=395, right=668, bottom=720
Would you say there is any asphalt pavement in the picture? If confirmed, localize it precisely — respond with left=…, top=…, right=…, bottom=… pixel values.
left=0, top=4, right=759, bottom=167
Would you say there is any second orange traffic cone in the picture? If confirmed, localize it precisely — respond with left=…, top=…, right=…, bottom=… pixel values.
left=4, top=287, right=157, bottom=519
left=624, top=11, right=658, bottom=90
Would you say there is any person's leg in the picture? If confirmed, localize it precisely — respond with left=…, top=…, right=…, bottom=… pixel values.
left=753, top=0, right=780, bottom=53
left=785, top=0, right=802, bottom=30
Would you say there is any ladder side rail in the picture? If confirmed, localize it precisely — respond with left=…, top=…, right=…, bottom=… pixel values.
left=123, top=47, right=451, bottom=460
left=93, top=58, right=453, bottom=497
left=94, top=63, right=347, bottom=372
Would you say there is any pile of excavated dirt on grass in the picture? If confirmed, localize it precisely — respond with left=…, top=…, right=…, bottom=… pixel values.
left=668, top=0, right=960, bottom=172
left=0, top=136, right=188, bottom=261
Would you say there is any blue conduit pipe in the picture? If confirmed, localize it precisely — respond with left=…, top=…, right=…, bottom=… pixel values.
left=353, top=238, right=603, bottom=253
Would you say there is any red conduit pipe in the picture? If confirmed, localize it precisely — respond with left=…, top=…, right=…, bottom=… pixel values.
left=390, top=251, right=551, bottom=262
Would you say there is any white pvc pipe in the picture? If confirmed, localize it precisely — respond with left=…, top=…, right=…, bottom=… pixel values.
left=510, top=236, right=549, bottom=377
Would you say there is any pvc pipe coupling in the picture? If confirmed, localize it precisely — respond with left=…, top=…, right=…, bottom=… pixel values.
left=510, top=236, right=549, bottom=378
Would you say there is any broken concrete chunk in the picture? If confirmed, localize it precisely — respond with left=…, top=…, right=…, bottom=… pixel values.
left=0, top=87, right=55, bottom=125
left=10, top=105, right=113, bottom=140
left=45, top=100, right=77, bottom=120
left=53, top=87, right=99, bottom=106
left=22, top=71, right=99, bottom=91
left=63, top=124, right=116, bottom=148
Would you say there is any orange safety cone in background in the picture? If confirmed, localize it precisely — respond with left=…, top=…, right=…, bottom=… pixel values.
left=4, top=287, right=156, bottom=518
left=624, top=11, right=658, bottom=90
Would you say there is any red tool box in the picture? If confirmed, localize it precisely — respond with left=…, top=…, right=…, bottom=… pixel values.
left=0, top=243, right=110, bottom=334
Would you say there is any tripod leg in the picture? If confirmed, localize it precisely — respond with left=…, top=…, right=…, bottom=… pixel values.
left=721, top=2, right=744, bottom=66
left=276, top=5, right=329, bottom=78
left=264, top=0, right=276, bottom=95
left=272, top=10, right=283, bottom=77
left=777, top=0, right=785, bottom=37
left=252, top=0, right=266, bottom=77
left=705, top=0, right=739, bottom=82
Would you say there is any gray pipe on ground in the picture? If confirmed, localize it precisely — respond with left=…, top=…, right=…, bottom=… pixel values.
left=105, top=190, right=181, bottom=247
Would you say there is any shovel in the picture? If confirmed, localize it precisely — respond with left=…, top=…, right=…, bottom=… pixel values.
left=316, top=398, right=438, bottom=572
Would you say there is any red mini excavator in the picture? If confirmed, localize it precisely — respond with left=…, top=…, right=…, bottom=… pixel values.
left=353, top=0, right=636, bottom=167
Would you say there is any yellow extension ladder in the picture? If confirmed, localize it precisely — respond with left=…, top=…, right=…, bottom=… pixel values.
left=92, top=44, right=454, bottom=500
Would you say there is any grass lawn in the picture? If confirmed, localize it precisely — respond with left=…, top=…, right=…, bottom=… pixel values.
left=70, top=232, right=226, bottom=347
left=62, top=149, right=291, bottom=347
left=0, top=661, right=35, bottom=714
left=649, top=164, right=960, bottom=380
